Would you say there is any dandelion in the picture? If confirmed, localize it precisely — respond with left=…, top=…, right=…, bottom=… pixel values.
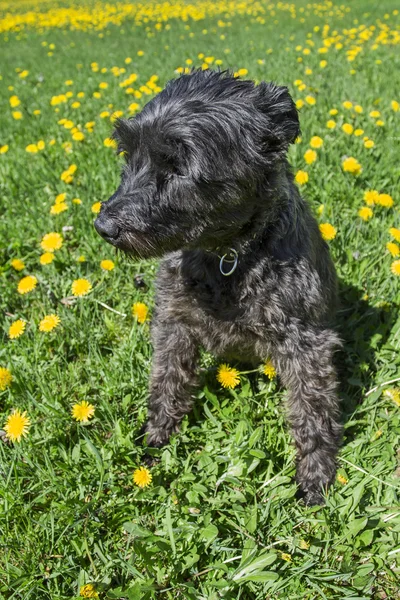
left=326, top=120, right=336, bottom=129
left=391, top=260, right=400, bottom=276
left=295, top=170, right=308, bottom=185
left=26, top=144, right=38, bottom=153
left=72, top=131, right=84, bottom=141
left=11, top=258, right=25, bottom=271
left=358, top=207, right=373, bottom=221
left=79, top=584, right=99, bottom=598
left=0, top=144, right=9, bottom=153
left=263, top=359, right=276, bottom=379
left=391, top=100, right=399, bottom=112
left=0, top=367, right=12, bottom=391
left=342, top=123, right=354, bottom=135
left=72, top=198, right=82, bottom=205
left=18, top=275, right=37, bottom=295
left=103, top=137, right=117, bottom=149
left=72, top=279, right=92, bottom=297
left=12, top=111, right=23, bottom=120
left=280, top=553, right=292, bottom=562
left=342, top=101, right=353, bottom=109
left=4, top=409, right=30, bottom=442
left=337, top=473, right=348, bottom=485
left=296, top=99, right=304, bottom=109
left=132, top=302, right=148, bottom=323
left=383, top=388, right=400, bottom=406
left=364, top=190, right=379, bottom=206
left=342, top=157, right=362, bottom=175
left=364, top=140, right=374, bottom=149
left=387, top=242, right=399, bottom=257
left=91, top=202, right=101, bottom=214
left=100, top=259, right=115, bottom=271
left=133, top=466, right=152, bottom=488
left=389, top=228, right=400, bottom=242
left=72, top=401, right=95, bottom=422
left=50, top=203, right=68, bottom=215
left=329, top=108, right=338, bottom=116
left=41, top=232, right=63, bottom=252
left=40, top=252, right=55, bottom=265
left=319, top=223, right=337, bottom=241
left=39, top=314, right=60, bottom=332
left=299, top=539, right=310, bottom=550
left=369, top=110, right=380, bottom=118
left=9, top=320, right=26, bottom=339
left=354, top=128, right=364, bottom=136
left=310, top=136, right=323, bottom=148
left=9, top=95, right=20, bottom=108
left=217, top=364, right=240, bottom=389
left=304, top=149, right=317, bottom=164
left=377, top=194, right=393, bottom=208
left=305, top=95, right=316, bottom=105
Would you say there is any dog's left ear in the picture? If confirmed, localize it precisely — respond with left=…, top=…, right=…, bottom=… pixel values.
left=255, top=82, right=300, bottom=149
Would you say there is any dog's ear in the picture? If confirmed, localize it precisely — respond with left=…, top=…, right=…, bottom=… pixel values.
left=255, top=82, right=300, bottom=149
left=112, top=118, right=139, bottom=154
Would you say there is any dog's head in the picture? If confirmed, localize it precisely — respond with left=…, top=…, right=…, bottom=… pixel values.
left=94, top=69, right=299, bottom=257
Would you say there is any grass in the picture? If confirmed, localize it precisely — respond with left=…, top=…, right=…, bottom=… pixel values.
left=1, top=0, right=400, bottom=597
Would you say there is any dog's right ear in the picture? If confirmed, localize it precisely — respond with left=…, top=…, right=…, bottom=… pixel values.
left=255, top=82, right=300, bottom=151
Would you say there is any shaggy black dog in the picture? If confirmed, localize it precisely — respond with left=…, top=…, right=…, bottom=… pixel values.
left=95, top=69, right=342, bottom=505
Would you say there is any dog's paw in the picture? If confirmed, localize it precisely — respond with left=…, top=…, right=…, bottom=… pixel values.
left=139, top=421, right=172, bottom=448
left=297, top=487, right=325, bottom=506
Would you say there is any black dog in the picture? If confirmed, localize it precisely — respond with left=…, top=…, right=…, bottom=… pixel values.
left=95, top=69, right=342, bottom=505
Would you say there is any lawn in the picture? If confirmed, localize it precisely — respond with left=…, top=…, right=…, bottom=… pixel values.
left=1, top=0, right=400, bottom=598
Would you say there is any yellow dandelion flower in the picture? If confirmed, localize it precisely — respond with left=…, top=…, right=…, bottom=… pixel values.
left=100, top=259, right=115, bottom=271
left=304, top=149, right=317, bottom=164
left=41, top=232, right=63, bottom=252
left=342, top=123, right=353, bottom=135
left=4, top=409, right=30, bottom=442
left=342, top=101, right=353, bottom=110
left=18, top=275, right=37, bottom=295
left=72, top=401, right=95, bottom=422
left=383, top=388, right=400, bottom=406
left=319, top=223, right=337, bottom=241
left=391, top=260, right=400, bottom=276
left=305, top=95, right=316, bottom=105
left=91, top=202, right=102, bottom=214
left=11, top=258, right=25, bottom=271
left=40, top=252, right=55, bottom=265
left=389, top=228, right=400, bottom=242
left=280, top=553, right=292, bottom=562
left=55, top=193, right=66, bottom=204
left=50, top=203, right=68, bottom=215
left=217, top=364, right=240, bottom=389
left=26, top=144, right=38, bottom=153
left=317, top=204, right=324, bottom=215
left=354, top=105, right=363, bottom=114
left=72, top=131, right=85, bottom=142
left=12, top=111, right=23, bottom=120
left=99, top=82, right=108, bottom=89
left=104, top=137, right=117, bottom=149
left=342, top=157, right=362, bottom=175
left=326, top=120, right=336, bottom=129
left=369, top=110, right=380, bottom=118
left=72, top=279, right=92, bottom=297
left=72, top=198, right=82, bottom=205
left=39, top=314, right=60, bottom=332
left=0, top=367, right=12, bottom=391
left=9, top=95, right=20, bottom=108
left=9, top=320, right=26, bottom=339
left=358, top=207, right=373, bottom=221
left=337, top=473, right=348, bottom=485
left=386, top=242, right=399, bottom=257
left=295, top=170, right=308, bottom=185
left=295, top=99, right=304, bottom=110
left=391, top=100, right=399, bottom=112
left=329, top=108, right=338, bottom=116
left=354, top=129, right=364, bottom=136
left=310, top=136, right=323, bottom=149
left=364, top=140, right=374, bottom=149
left=132, top=302, right=148, bottom=323
left=37, top=140, right=45, bottom=150
left=364, top=190, right=379, bottom=206
left=0, top=144, right=9, bottom=154
left=299, top=539, right=310, bottom=550
left=80, top=583, right=99, bottom=598
left=133, top=466, right=152, bottom=488
left=77, top=255, right=86, bottom=263
left=263, top=359, right=276, bottom=379
left=377, top=194, right=393, bottom=208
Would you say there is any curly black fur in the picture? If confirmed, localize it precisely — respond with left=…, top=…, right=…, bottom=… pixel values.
left=95, top=69, right=342, bottom=505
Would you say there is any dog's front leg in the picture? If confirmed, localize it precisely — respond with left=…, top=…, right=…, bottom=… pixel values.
left=143, top=320, right=199, bottom=448
left=273, top=324, right=342, bottom=505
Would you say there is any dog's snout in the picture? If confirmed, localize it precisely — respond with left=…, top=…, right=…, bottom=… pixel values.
left=94, top=213, right=120, bottom=240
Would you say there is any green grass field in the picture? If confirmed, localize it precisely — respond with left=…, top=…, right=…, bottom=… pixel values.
left=1, top=0, right=400, bottom=598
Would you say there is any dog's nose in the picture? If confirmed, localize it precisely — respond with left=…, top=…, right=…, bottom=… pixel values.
left=94, top=214, right=120, bottom=240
